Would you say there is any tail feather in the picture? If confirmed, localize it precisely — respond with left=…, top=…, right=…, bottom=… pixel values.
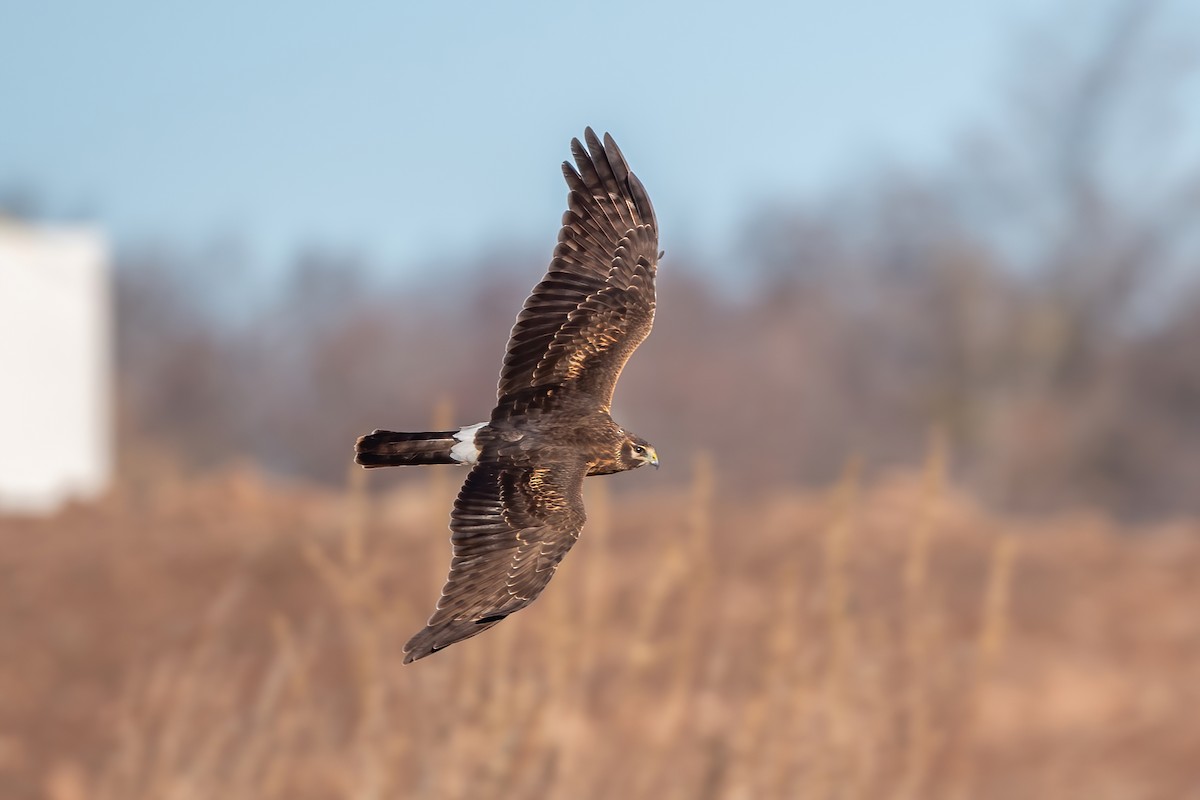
left=355, top=429, right=458, bottom=468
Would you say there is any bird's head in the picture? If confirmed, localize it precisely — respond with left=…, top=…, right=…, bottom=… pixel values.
left=622, top=434, right=659, bottom=471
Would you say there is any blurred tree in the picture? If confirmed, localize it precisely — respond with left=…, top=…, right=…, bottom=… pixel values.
left=110, top=0, right=1200, bottom=519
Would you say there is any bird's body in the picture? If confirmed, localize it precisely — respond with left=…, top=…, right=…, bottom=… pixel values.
left=355, top=128, right=660, bottom=663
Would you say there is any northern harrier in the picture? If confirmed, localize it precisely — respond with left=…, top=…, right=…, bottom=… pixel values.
left=355, top=128, right=660, bottom=663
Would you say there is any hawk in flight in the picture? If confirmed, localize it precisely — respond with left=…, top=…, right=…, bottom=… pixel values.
left=355, top=128, right=660, bottom=663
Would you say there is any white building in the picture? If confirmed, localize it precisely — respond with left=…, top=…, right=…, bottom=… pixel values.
left=0, top=219, right=112, bottom=514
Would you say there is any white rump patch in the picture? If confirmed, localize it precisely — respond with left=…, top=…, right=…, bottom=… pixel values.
left=450, top=422, right=486, bottom=465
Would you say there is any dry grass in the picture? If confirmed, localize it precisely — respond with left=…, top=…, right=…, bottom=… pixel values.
left=2, top=449, right=1200, bottom=800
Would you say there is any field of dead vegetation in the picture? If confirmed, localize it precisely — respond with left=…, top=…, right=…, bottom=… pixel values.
left=2, top=449, right=1199, bottom=800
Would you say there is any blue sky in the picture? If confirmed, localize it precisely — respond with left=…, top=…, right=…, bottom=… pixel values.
left=2, top=0, right=1188, bottom=279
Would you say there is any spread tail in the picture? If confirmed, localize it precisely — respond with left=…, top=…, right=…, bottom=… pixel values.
left=354, top=430, right=458, bottom=468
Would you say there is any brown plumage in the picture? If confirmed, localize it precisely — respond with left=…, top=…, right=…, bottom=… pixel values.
left=354, top=128, right=661, bottom=663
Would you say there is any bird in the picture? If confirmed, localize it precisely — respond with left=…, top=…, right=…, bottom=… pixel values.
left=355, top=128, right=661, bottom=663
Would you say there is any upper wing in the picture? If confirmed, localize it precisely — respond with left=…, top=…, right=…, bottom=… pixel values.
left=403, top=455, right=588, bottom=663
left=497, top=128, right=658, bottom=404
left=529, top=228, right=656, bottom=410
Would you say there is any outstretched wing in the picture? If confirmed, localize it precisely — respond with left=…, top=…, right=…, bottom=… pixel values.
left=530, top=226, right=656, bottom=410
left=497, top=128, right=658, bottom=406
left=403, top=455, right=588, bottom=663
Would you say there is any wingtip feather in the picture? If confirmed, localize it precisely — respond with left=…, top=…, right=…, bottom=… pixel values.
left=583, top=127, right=604, bottom=159
left=402, top=616, right=506, bottom=664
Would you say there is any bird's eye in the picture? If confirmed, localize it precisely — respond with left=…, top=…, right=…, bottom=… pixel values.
left=633, top=445, right=645, bottom=455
